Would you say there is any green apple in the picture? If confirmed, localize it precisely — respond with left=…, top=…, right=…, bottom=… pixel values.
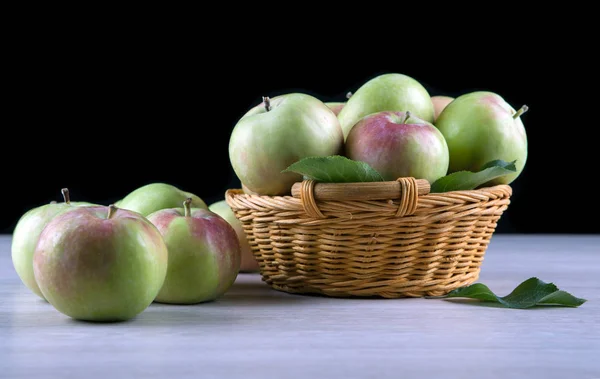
left=209, top=199, right=258, bottom=273
left=325, top=91, right=353, bottom=116
left=117, top=182, right=207, bottom=216
left=147, top=199, right=241, bottom=304
left=229, top=93, right=344, bottom=195
left=345, top=111, right=449, bottom=183
left=33, top=205, right=168, bottom=322
left=435, top=91, right=528, bottom=184
left=11, top=188, right=95, bottom=299
left=431, top=95, right=454, bottom=121
left=242, top=183, right=260, bottom=195
left=337, top=73, right=435, bottom=139
left=325, top=102, right=345, bottom=116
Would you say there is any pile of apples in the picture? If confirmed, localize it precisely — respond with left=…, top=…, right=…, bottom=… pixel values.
left=228, top=72, right=528, bottom=195
left=11, top=183, right=257, bottom=322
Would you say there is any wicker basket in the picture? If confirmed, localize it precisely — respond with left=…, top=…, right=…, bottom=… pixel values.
left=225, top=177, right=512, bottom=298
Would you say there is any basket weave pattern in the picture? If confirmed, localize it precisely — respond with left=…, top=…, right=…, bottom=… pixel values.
left=226, top=177, right=512, bottom=298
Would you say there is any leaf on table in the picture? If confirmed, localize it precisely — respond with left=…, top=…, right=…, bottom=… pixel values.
left=440, top=277, right=587, bottom=309
left=282, top=155, right=385, bottom=183
left=430, top=159, right=517, bottom=193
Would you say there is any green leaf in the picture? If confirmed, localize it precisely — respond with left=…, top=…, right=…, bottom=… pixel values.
left=479, top=159, right=515, bottom=170
left=442, top=277, right=587, bottom=309
left=430, top=159, right=517, bottom=193
left=282, top=155, right=385, bottom=183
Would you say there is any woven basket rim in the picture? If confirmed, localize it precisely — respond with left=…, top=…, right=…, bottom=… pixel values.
left=226, top=182, right=513, bottom=199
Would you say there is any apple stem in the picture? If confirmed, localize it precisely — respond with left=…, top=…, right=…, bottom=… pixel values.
left=402, top=111, right=412, bottom=124
left=184, top=197, right=192, bottom=217
left=61, top=188, right=70, bottom=204
left=107, top=204, right=117, bottom=219
left=346, top=91, right=353, bottom=99
left=513, top=105, right=529, bottom=119
left=262, top=96, right=271, bottom=112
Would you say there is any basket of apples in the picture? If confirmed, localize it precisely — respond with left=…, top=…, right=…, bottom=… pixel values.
left=226, top=73, right=527, bottom=299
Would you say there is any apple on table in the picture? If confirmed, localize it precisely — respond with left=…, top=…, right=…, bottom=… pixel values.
left=209, top=199, right=258, bottom=272
left=33, top=204, right=169, bottom=322
left=117, top=182, right=207, bottom=217
left=147, top=198, right=242, bottom=305
left=11, top=188, right=96, bottom=300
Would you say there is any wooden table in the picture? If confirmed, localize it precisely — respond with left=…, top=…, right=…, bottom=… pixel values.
left=1, top=234, right=598, bottom=379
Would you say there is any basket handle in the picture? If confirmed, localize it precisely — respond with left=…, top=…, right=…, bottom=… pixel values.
left=291, top=177, right=430, bottom=218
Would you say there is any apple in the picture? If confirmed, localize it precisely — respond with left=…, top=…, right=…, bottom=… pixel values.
left=345, top=111, right=449, bottom=183
left=147, top=199, right=241, bottom=304
left=229, top=93, right=344, bottom=195
left=33, top=205, right=168, bottom=322
left=11, top=188, right=95, bottom=299
left=325, top=91, right=353, bottom=116
left=431, top=95, right=454, bottom=121
left=117, top=182, right=207, bottom=216
left=208, top=199, right=258, bottom=272
left=337, top=73, right=435, bottom=139
left=242, top=183, right=260, bottom=196
left=325, top=102, right=345, bottom=116
left=435, top=91, right=528, bottom=184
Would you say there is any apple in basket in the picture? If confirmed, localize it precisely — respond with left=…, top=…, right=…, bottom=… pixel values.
left=435, top=91, right=528, bottom=184
left=228, top=93, right=344, bottom=195
left=325, top=91, right=353, bottom=116
left=345, top=110, right=449, bottom=184
left=325, top=102, right=345, bottom=116
left=337, top=73, right=435, bottom=139
left=431, top=95, right=454, bottom=121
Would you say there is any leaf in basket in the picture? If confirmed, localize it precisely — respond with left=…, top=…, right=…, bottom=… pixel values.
left=282, top=155, right=385, bottom=183
left=441, top=277, right=587, bottom=309
left=430, top=159, right=517, bottom=193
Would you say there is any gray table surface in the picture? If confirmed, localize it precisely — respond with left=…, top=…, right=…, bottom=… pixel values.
left=0, top=234, right=598, bottom=379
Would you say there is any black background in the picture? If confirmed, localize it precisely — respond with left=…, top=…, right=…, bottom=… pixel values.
left=2, top=21, right=596, bottom=235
